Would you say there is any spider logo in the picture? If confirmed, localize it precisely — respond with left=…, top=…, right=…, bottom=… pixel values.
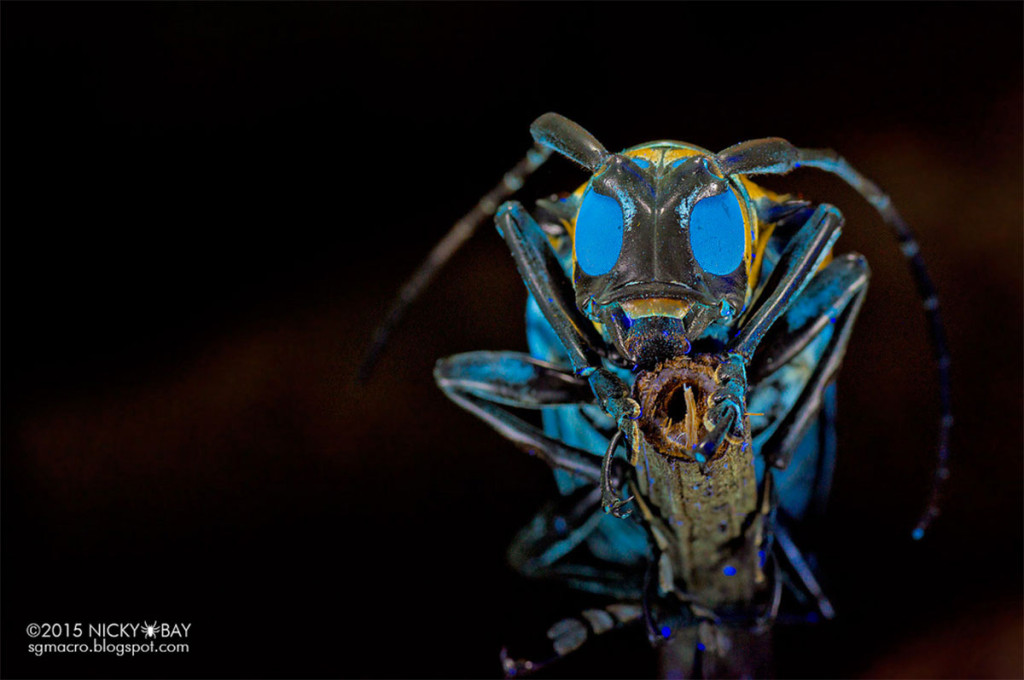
left=141, top=622, right=158, bottom=639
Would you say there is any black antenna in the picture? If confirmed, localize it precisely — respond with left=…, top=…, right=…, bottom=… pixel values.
left=357, top=144, right=551, bottom=382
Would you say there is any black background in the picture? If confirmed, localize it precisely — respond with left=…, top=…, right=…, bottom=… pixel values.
left=3, top=3, right=1022, bottom=678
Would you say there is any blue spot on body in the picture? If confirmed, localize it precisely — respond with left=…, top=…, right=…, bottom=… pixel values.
left=912, top=527, right=924, bottom=541
left=660, top=626, right=671, bottom=639
left=696, top=642, right=706, bottom=651
left=633, top=158, right=652, bottom=168
left=553, top=516, right=568, bottom=534
left=575, top=188, right=624, bottom=276
left=686, top=191, right=746, bottom=275
left=723, top=565, right=737, bottom=576
left=758, top=550, right=766, bottom=567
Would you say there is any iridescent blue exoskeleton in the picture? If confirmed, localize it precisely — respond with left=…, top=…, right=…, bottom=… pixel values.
left=361, top=113, right=951, bottom=678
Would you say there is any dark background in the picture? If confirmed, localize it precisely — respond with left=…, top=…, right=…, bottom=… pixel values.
left=3, top=3, right=1021, bottom=678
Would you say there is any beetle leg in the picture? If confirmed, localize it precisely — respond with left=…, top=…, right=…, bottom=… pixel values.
left=495, top=202, right=644, bottom=504
left=699, top=353, right=748, bottom=466
left=773, top=521, right=835, bottom=621
left=754, top=254, right=870, bottom=469
left=434, top=351, right=603, bottom=483
left=600, top=430, right=634, bottom=518
left=434, top=354, right=647, bottom=593
left=730, top=204, right=844, bottom=363
left=750, top=253, right=869, bottom=384
left=507, top=484, right=645, bottom=598
left=506, top=484, right=605, bottom=575
left=494, top=201, right=606, bottom=374
left=434, top=350, right=593, bottom=407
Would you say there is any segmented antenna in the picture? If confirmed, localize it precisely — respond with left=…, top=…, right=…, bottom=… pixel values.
left=797, top=150, right=953, bottom=539
left=357, top=144, right=551, bottom=381
left=499, top=602, right=642, bottom=678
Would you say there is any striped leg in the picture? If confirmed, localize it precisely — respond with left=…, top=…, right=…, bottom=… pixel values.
left=499, top=602, right=643, bottom=678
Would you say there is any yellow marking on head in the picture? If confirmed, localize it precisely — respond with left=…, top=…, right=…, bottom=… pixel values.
left=724, top=179, right=758, bottom=307
left=623, top=147, right=663, bottom=164
left=624, top=140, right=711, bottom=163
left=738, top=177, right=834, bottom=286
left=563, top=183, right=589, bottom=240
left=740, top=180, right=788, bottom=293
left=750, top=222, right=775, bottom=293
left=737, top=177, right=787, bottom=205
left=661, top=147, right=705, bottom=165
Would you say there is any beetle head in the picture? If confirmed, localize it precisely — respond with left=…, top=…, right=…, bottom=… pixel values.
left=531, top=113, right=757, bottom=367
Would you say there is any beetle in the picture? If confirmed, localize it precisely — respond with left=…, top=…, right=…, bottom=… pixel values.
left=361, top=113, right=951, bottom=677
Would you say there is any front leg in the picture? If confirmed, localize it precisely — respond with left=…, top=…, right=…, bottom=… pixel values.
left=731, top=204, right=844, bottom=363
left=495, top=202, right=643, bottom=513
left=495, top=201, right=606, bottom=374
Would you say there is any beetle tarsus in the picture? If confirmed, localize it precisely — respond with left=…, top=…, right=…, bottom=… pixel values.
left=600, top=429, right=634, bottom=518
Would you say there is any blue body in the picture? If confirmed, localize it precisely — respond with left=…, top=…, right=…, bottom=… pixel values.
left=413, top=113, right=949, bottom=675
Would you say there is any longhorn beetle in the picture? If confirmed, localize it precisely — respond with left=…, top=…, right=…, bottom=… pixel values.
left=361, top=113, right=951, bottom=677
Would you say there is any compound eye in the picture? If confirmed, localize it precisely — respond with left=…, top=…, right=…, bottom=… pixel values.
left=575, top=186, right=624, bottom=276
left=687, top=190, right=746, bottom=276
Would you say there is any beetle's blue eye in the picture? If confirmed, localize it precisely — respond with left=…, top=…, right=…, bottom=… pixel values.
left=575, top=187, right=624, bottom=276
left=687, top=190, right=746, bottom=275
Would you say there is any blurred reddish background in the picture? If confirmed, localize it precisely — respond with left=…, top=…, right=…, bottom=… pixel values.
left=3, top=3, right=1021, bottom=678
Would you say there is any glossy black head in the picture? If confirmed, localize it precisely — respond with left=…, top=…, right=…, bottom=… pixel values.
left=530, top=113, right=756, bottom=367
